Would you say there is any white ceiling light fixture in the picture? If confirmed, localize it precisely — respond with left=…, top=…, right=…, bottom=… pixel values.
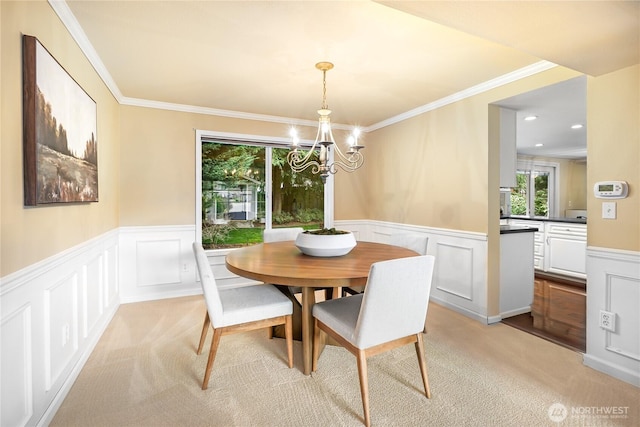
left=524, top=115, right=538, bottom=121
left=535, top=143, right=544, bottom=147
left=571, top=124, right=584, bottom=129
left=287, top=62, right=364, bottom=184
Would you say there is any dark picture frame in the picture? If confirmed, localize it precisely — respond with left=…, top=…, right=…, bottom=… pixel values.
left=22, top=34, right=98, bottom=206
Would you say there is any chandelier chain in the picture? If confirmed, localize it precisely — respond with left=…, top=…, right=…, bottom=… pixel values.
left=321, top=69, right=328, bottom=110
left=287, top=61, right=364, bottom=184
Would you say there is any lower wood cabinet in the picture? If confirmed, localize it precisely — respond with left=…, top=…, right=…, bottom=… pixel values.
left=532, top=278, right=586, bottom=350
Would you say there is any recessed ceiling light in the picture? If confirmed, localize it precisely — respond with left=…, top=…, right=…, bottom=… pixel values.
left=535, top=143, right=544, bottom=147
left=524, top=115, right=538, bottom=121
left=571, top=124, right=584, bottom=129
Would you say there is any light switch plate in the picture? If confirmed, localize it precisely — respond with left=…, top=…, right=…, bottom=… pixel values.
left=602, top=202, right=616, bottom=219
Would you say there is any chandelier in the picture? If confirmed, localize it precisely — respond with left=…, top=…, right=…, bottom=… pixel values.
left=287, top=62, right=364, bottom=184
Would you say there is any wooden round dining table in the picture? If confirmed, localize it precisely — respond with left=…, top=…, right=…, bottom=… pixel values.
left=225, top=240, right=418, bottom=375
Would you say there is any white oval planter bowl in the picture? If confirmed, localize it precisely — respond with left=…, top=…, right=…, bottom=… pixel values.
left=295, top=231, right=357, bottom=257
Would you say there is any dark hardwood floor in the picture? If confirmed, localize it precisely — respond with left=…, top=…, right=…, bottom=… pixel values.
left=502, top=312, right=585, bottom=353
left=502, top=272, right=586, bottom=353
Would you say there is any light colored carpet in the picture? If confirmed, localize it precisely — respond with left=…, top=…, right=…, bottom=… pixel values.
left=51, top=296, right=639, bottom=426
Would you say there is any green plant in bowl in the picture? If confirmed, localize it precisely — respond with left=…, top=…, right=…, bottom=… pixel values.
left=304, top=228, right=349, bottom=235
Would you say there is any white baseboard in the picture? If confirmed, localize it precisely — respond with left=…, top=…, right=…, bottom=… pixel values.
left=119, top=287, right=202, bottom=304
left=583, top=354, right=640, bottom=388
left=500, top=306, right=531, bottom=320
left=430, top=295, right=491, bottom=324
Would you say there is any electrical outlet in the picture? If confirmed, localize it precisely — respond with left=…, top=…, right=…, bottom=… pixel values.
left=599, top=310, right=616, bottom=332
left=62, top=324, right=70, bottom=346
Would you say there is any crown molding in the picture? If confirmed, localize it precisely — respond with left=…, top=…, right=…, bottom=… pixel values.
left=50, top=0, right=557, bottom=133
left=365, top=61, right=558, bottom=132
left=119, top=97, right=355, bottom=132
left=48, top=0, right=123, bottom=101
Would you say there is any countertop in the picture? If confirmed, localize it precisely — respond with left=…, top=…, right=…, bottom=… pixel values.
left=501, top=216, right=586, bottom=225
left=500, top=225, right=539, bottom=234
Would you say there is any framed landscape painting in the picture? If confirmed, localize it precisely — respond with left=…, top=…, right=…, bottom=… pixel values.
left=22, top=35, right=98, bottom=206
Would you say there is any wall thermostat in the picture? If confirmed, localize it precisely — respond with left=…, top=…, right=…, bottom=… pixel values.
left=593, top=181, right=628, bottom=199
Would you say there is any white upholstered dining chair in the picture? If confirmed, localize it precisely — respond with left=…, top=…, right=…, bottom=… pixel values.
left=195, top=228, right=304, bottom=346
left=262, top=227, right=305, bottom=243
left=389, top=232, right=429, bottom=256
left=343, top=233, right=429, bottom=299
left=312, top=255, right=435, bottom=427
left=193, top=242, right=293, bottom=390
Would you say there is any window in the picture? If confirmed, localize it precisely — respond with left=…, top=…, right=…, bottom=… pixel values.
left=510, top=162, right=557, bottom=217
left=197, top=132, right=329, bottom=249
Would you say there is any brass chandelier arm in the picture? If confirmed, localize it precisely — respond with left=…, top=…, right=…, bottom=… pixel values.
left=331, top=153, right=365, bottom=173
left=331, top=141, right=364, bottom=168
left=286, top=61, right=365, bottom=184
left=286, top=150, right=322, bottom=175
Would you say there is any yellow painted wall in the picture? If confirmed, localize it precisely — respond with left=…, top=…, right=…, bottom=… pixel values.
left=565, top=160, right=587, bottom=211
left=1, top=1, right=120, bottom=276
left=587, top=65, right=640, bottom=252
left=119, top=105, right=313, bottom=226
left=337, top=67, right=583, bottom=231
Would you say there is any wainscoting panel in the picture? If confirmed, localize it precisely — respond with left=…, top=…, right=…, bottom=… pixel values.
left=119, top=226, right=199, bottom=302
left=0, top=304, right=33, bottom=427
left=136, top=239, right=182, bottom=287
left=606, top=274, right=640, bottom=361
left=336, top=220, right=489, bottom=323
left=206, top=248, right=261, bottom=290
left=585, top=247, right=640, bottom=387
left=44, top=274, right=78, bottom=392
left=434, top=243, right=474, bottom=300
left=82, top=254, right=104, bottom=339
left=0, top=230, right=119, bottom=427
left=105, top=245, right=119, bottom=307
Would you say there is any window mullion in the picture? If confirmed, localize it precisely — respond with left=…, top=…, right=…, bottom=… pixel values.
left=265, top=147, right=273, bottom=230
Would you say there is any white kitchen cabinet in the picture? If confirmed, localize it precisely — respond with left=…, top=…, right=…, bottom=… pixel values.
left=507, top=219, right=586, bottom=279
left=545, top=223, right=587, bottom=279
left=499, top=108, right=517, bottom=188
left=500, top=228, right=536, bottom=318
left=509, top=220, right=545, bottom=270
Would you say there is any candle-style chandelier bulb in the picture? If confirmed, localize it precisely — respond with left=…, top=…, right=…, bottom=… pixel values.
left=287, top=62, right=364, bottom=184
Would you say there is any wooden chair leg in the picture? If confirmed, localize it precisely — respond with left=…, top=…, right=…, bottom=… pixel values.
left=414, top=333, right=431, bottom=398
left=197, top=312, right=210, bottom=355
left=356, top=350, right=371, bottom=427
left=285, top=315, right=293, bottom=368
left=312, top=319, right=322, bottom=372
left=202, top=328, right=222, bottom=390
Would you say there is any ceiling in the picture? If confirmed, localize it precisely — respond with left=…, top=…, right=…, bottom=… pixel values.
left=495, top=76, right=587, bottom=159
left=59, top=1, right=638, bottom=158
